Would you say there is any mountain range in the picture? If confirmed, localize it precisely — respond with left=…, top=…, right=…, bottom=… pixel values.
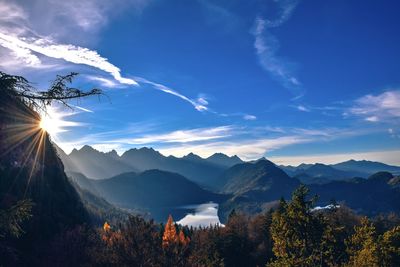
left=64, top=150, right=400, bottom=223
left=57, top=145, right=242, bottom=189
left=218, top=160, right=400, bottom=222
left=280, top=160, right=400, bottom=184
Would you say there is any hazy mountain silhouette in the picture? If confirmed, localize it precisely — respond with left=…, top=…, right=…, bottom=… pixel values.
left=206, top=153, right=243, bottom=167
left=59, top=145, right=135, bottom=179
left=332, top=159, right=400, bottom=176
left=59, top=146, right=241, bottom=188
left=120, top=148, right=227, bottom=188
left=281, top=163, right=367, bottom=184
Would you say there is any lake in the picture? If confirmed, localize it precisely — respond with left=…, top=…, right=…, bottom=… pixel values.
left=177, top=202, right=224, bottom=228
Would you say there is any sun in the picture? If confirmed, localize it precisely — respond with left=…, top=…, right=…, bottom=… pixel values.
left=39, top=107, right=75, bottom=136
left=39, top=115, right=59, bottom=134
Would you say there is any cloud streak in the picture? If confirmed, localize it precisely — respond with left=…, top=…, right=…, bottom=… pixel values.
left=0, top=32, right=138, bottom=85
left=114, top=126, right=232, bottom=144
left=349, top=90, right=400, bottom=122
left=252, top=0, right=301, bottom=95
left=135, top=77, right=209, bottom=111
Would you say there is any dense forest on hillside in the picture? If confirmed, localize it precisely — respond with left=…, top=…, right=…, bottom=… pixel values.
left=3, top=185, right=400, bottom=266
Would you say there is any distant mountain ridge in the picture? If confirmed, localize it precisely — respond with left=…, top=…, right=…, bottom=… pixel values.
left=57, top=145, right=400, bottom=187
left=332, top=159, right=400, bottom=175
left=280, top=160, right=400, bottom=184
left=57, top=145, right=243, bottom=188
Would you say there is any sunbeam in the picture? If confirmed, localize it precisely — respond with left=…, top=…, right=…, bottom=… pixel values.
left=39, top=106, right=80, bottom=137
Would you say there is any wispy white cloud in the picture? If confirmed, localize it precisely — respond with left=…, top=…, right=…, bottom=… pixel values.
left=387, top=128, right=400, bottom=139
left=243, top=114, right=257, bottom=120
left=349, top=90, right=400, bottom=122
left=0, top=32, right=138, bottom=85
left=252, top=0, right=301, bottom=94
left=69, top=104, right=94, bottom=113
left=85, top=75, right=125, bottom=88
left=264, top=0, right=300, bottom=28
left=135, top=77, right=209, bottom=111
left=114, top=126, right=233, bottom=144
left=296, top=105, right=310, bottom=112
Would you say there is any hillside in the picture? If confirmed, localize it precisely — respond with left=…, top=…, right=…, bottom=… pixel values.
left=309, top=172, right=400, bottom=216
left=218, top=160, right=400, bottom=222
left=0, top=88, right=89, bottom=264
left=68, top=170, right=226, bottom=221
left=218, top=160, right=300, bottom=221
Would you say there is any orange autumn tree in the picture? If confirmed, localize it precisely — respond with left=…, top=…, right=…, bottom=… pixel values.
left=103, top=221, right=111, bottom=232
left=162, top=215, right=190, bottom=248
left=179, top=229, right=190, bottom=246
left=163, top=215, right=179, bottom=247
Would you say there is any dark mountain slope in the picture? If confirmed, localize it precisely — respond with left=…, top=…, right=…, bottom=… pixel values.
left=218, top=161, right=400, bottom=223
left=0, top=91, right=89, bottom=264
left=218, top=160, right=300, bottom=222
left=220, top=160, right=300, bottom=197
left=309, top=172, right=400, bottom=216
left=68, top=170, right=226, bottom=221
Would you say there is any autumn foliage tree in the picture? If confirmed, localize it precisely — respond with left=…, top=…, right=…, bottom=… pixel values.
left=162, top=215, right=179, bottom=247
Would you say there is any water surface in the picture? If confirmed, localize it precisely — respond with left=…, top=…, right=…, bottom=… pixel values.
left=177, top=202, right=224, bottom=228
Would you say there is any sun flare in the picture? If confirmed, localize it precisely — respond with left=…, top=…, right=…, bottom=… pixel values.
left=39, top=115, right=59, bottom=134
left=38, top=107, right=78, bottom=136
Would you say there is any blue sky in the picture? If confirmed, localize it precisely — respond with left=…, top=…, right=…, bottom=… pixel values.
left=1, top=0, right=400, bottom=165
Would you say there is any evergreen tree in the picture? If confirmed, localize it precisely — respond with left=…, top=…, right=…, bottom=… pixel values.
left=269, top=185, right=324, bottom=266
left=345, top=217, right=380, bottom=267
left=380, top=226, right=400, bottom=267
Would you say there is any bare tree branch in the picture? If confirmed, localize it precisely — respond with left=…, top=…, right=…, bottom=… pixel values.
left=0, top=71, right=105, bottom=111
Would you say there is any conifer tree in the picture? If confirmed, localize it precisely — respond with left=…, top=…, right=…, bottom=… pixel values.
left=380, top=226, right=400, bottom=267
left=345, top=217, right=380, bottom=267
left=269, top=185, right=324, bottom=266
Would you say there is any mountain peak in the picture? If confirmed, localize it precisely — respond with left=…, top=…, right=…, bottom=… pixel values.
left=80, top=145, right=97, bottom=153
left=106, top=149, right=119, bottom=158
left=206, top=152, right=243, bottom=167
left=183, top=152, right=203, bottom=161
